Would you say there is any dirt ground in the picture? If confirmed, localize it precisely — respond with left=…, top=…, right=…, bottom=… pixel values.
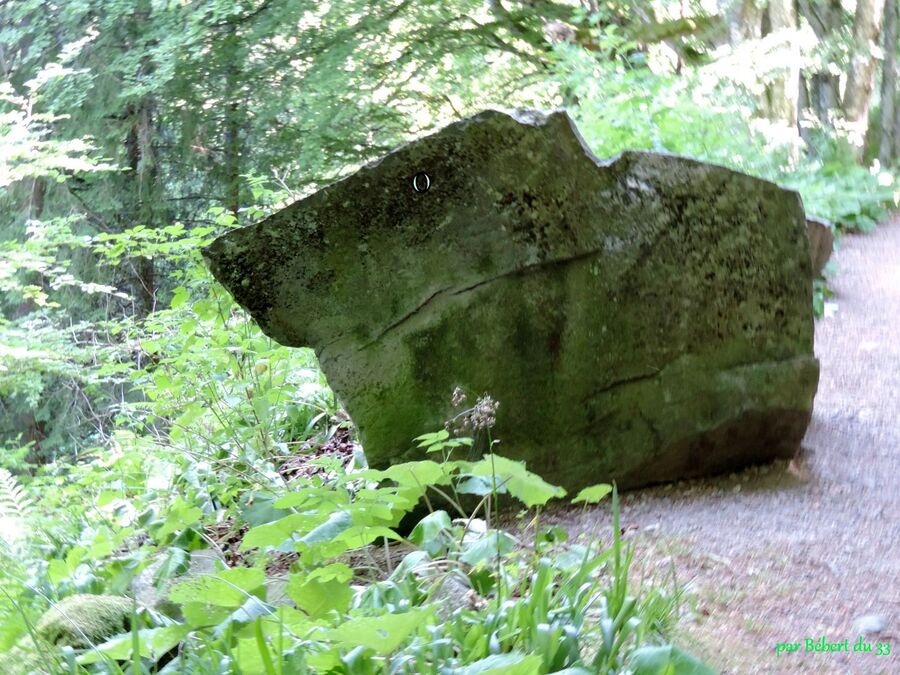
left=547, top=215, right=900, bottom=674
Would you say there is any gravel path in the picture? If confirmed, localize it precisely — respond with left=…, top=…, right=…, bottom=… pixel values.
left=548, top=215, right=900, bottom=674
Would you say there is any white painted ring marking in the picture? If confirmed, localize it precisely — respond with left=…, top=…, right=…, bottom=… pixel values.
left=412, top=172, right=431, bottom=193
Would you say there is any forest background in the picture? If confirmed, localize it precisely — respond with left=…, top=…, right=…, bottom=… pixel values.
left=0, top=1, right=898, bottom=673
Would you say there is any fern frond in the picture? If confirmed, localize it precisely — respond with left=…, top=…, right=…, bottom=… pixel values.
left=0, top=469, right=32, bottom=521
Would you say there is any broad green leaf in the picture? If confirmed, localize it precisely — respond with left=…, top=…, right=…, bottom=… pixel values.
left=459, top=531, right=516, bottom=566
left=456, top=475, right=499, bottom=496
left=272, top=486, right=331, bottom=509
left=88, top=530, right=115, bottom=559
left=241, top=513, right=322, bottom=550
left=170, top=286, right=189, bottom=309
left=96, top=490, right=121, bottom=507
left=550, top=544, right=612, bottom=573
left=47, top=559, right=68, bottom=584
left=353, top=486, right=419, bottom=516
left=306, top=650, right=342, bottom=671
left=334, top=525, right=401, bottom=548
left=182, top=602, right=232, bottom=627
left=459, top=652, right=543, bottom=674
left=572, top=483, right=613, bottom=505
left=65, top=546, right=86, bottom=570
left=628, top=645, right=717, bottom=675
left=173, top=401, right=204, bottom=429
left=414, top=429, right=450, bottom=446
left=287, top=563, right=353, bottom=618
left=213, top=597, right=277, bottom=636
left=155, top=505, right=202, bottom=540
left=297, top=510, right=352, bottom=547
left=389, top=550, right=431, bottom=580
left=423, top=437, right=474, bottom=453
left=169, top=567, right=265, bottom=607
left=347, top=498, right=396, bottom=524
left=382, top=460, right=451, bottom=488
left=301, top=526, right=402, bottom=562
left=234, top=635, right=275, bottom=675
left=273, top=606, right=316, bottom=635
left=409, top=510, right=453, bottom=556
left=467, top=455, right=566, bottom=507
left=327, top=609, right=426, bottom=655
left=240, top=492, right=292, bottom=527
left=154, top=547, right=189, bottom=583
left=77, top=625, right=191, bottom=664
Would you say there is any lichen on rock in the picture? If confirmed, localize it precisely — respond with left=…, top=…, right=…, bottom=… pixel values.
left=204, top=108, right=819, bottom=492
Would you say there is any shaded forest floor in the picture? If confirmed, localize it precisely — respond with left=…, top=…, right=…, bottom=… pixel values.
left=545, top=215, right=900, bottom=674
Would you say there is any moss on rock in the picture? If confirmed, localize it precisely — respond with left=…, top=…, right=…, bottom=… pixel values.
left=204, top=108, right=819, bottom=491
left=35, top=594, right=132, bottom=649
left=0, top=595, right=132, bottom=675
left=0, top=636, right=55, bottom=674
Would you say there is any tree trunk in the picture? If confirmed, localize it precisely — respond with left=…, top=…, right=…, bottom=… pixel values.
left=223, top=20, right=242, bottom=221
left=16, top=177, right=48, bottom=459
left=896, top=91, right=900, bottom=160
left=763, top=0, right=801, bottom=159
left=809, top=73, right=841, bottom=125
left=12, top=177, right=46, bottom=319
left=720, top=1, right=800, bottom=149
left=799, top=76, right=816, bottom=147
left=720, top=0, right=763, bottom=43
left=799, top=0, right=843, bottom=126
left=843, top=0, right=886, bottom=154
left=126, top=97, right=157, bottom=319
left=878, top=0, right=897, bottom=163
left=29, top=176, right=45, bottom=219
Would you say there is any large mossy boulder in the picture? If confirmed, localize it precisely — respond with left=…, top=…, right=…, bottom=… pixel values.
left=0, top=595, right=133, bottom=674
left=204, top=108, right=819, bottom=492
left=35, top=594, right=132, bottom=648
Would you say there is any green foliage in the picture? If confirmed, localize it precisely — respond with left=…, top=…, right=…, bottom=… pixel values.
left=3, top=1, right=898, bottom=672
left=2, top=0, right=896, bottom=461
left=779, top=146, right=896, bottom=233
left=0, top=468, right=31, bottom=523
left=572, top=483, right=613, bottom=505
left=0, top=413, right=706, bottom=672
left=552, top=36, right=898, bottom=236
left=628, top=644, right=717, bottom=675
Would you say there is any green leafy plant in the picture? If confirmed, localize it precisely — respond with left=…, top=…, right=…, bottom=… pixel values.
left=0, top=404, right=711, bottom=673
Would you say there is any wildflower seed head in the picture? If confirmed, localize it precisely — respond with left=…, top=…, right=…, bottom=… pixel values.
left=468, top=394, right=499, bottom=430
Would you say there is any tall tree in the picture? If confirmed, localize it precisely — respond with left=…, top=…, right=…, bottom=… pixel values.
left=766, top=0, right=801, bottom=156
left=879, top=0, right=898, bottom=163
left=720, top=0, right=763, bottom=42
left=797, top=0, right=844, bottom=126
left=843, top=0, right=886, bottom=151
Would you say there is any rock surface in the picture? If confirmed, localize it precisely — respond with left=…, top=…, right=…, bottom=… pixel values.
left=0, top=594, right=132, bottom=675
left=852, top=613, right=887, bottom=635
left=806, top=216, right=835, bottom=276
left=35, top=594, right=132, bottom=648
left=133, top=548, right=223, bottom=618
left=204, top=108, right=819, bottom=492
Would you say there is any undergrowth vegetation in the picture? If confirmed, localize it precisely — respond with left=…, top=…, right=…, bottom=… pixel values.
left=552, top=32, right=898, bottom=237
left=2, top=1, right=899, bottom=672
left=0, top=400, right=712, bottom=673
left=0, top=217, right=714, bottom=672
